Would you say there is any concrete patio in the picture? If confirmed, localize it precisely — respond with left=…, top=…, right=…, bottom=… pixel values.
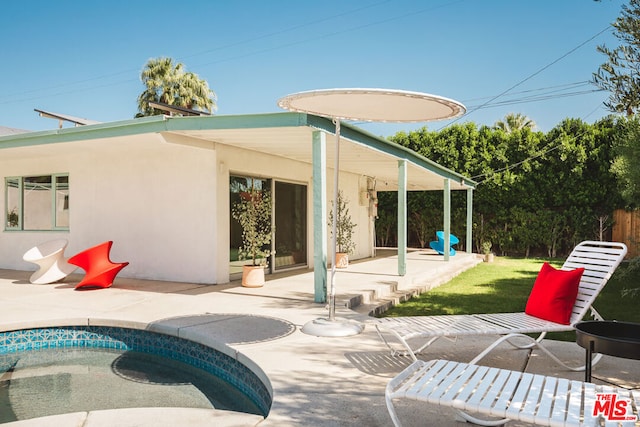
left=1, top=249, right=638, bottom=426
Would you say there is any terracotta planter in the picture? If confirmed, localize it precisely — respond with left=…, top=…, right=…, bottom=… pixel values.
left=335, top=252, right=349, bottom=269
left=242, top=265, right=265, bottom=287
left=484, top=253, right=494, bottom=263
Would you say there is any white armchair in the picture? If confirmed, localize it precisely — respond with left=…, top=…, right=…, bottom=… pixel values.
left=23, top=239, right=77, bottom=284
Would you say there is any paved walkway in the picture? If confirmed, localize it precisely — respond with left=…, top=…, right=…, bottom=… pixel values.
left=1, top=250, right=638, bottom=426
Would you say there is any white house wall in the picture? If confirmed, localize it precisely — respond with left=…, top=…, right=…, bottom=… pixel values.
left=1, top=133, right=218, bottom=284
left=2, top=130, right=377, bottom=285
left=215, top=140, right=373, bottom=283
left=216, top=143, right=313, bottom=283
left=327, top=173, right=373, bottom=261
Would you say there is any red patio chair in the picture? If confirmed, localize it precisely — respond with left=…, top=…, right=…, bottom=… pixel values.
left=68, top=241, right=129, bottom=289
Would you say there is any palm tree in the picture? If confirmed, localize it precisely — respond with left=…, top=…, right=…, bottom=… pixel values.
left=494, top=113, right=536, bottom=133
left=136, top=57, right=217, bottom=117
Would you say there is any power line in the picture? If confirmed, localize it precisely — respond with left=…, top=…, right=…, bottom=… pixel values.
left=471, top=98, right=612, bottom=184
left=461, top=81, right=590, bottom=103
left=471, top=144, right=562, bottom=181
left=438, top=25, right=612, bottom=130
left=173, top=1, right=469, bottom=71
left=3, top=2, right=392, bottom=104
left=1, top=0, right=464, bottom=106
left=180, top=1, right=392, bottom=61
left=351, top=83, right=605, bottom=126
left=458, top=22, right=614, bottom=184
left=466, top=88, right=605, bottom=110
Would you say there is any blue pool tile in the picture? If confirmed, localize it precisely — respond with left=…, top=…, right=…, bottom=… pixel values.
left=0, top=325, right=271, bottom=416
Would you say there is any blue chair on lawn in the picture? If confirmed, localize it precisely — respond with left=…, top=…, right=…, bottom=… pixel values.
left=428, top=231, right=459, bottom=255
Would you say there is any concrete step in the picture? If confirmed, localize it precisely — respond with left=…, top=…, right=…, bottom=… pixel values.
left=344, top=253, right=483, bottom=317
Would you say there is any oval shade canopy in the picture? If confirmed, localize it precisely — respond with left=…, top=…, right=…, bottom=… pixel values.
left=277, top=88, right=466, bottom=122
left=277, top=88, right=466, bottom=337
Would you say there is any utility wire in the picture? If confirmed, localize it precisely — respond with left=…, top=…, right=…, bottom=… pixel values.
left=462, top=81, right=603, bottom=108
left=467, top=88, right=605, bottom=110
left=461, top=81, right=593, bottom=103
left=352, top=83, right=605, bottom=126
left=1, top=0, right=462, bottom=105
left=471, top=98, right=611, bottom=184
left=187, top=1, right=467, bottom=69
left=433, top=24, right=615, bottom=184
left=438, top=25, right=612, bottom=130
left=471, top=144, right=562, bottom=181
left=3, top=1, right=392, bottom=103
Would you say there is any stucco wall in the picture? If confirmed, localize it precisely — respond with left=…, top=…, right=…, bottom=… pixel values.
left=332, top=173, right=375, bottom=260
left=1, top=131, right=375, bottom=285
left=0, top=133, right=218, bottom=284
left=216, top=142, right=373, bottom=283
left=217, top=144, right=312, bottom=282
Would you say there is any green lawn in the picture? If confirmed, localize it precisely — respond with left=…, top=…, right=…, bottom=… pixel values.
left=381, top=256, right=640, bottom=341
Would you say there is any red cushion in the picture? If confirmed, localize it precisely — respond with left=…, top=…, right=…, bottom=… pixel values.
left=524, top=262, right=584, bottom=324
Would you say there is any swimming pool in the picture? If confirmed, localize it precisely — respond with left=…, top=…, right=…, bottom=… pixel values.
left=0, top=324, right=272, bottom=423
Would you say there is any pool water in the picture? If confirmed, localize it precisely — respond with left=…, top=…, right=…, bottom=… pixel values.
left=0, top=348, right=262, bottom=423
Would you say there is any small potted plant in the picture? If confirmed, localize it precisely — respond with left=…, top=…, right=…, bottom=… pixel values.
left=232, top=186, right=274, bottom=287
left=7, top=208, right=19, bottom=227
left=482, top=240, right=494, bottom=263
left=328, top=190, right=356, bottom=268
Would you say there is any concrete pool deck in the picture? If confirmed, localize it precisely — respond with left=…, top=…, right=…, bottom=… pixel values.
left=1, top=249, right=639, bottom=426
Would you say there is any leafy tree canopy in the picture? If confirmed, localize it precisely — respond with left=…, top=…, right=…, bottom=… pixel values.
left=384, top=116, right=624, bottom=257
left=593, top=0, right=640, bottom=115
left=611, top=116, right=640, bottom=207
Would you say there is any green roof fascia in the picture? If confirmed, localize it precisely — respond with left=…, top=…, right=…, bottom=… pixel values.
left=0, top=112, right=310, bottom=150
left=0, top=111, right=477, bottom=189
left=161, top=111, right=310, bottom=131
left=305, top=116, right=477, bottom=189
left=0, top=115, right=169, bottom=149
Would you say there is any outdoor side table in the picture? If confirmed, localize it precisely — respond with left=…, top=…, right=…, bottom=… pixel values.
left=575, top=320, right=640, bottom=382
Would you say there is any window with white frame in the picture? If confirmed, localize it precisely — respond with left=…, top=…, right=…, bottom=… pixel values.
left=5, top=174, right=69, bottom=230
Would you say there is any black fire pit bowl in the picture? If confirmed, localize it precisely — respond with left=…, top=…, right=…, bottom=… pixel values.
left=576, top=320, right=640, bottom=360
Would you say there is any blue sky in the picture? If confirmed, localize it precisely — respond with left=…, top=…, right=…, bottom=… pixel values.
left=0, top=0, right=627, bottom=137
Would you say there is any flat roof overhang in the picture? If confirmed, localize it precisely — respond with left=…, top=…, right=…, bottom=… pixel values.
left=0, top=112, right=476, bottom=191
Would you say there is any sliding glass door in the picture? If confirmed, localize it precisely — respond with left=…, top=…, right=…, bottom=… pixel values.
left=229, top=176, right=307, bottom=280
left=229, top=176, right=271, bottom=277
left=274, top=181, right=307, bottom=270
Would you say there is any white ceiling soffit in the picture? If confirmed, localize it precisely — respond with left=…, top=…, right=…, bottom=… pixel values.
left=168, top=126, right=471, bottom=191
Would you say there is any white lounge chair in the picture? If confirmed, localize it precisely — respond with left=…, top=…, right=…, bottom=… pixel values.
left=374, top=241, right=628, bottom=371
left=23, top=239, right=77, bottom=284
left=386, top=359, right=639, bottom=427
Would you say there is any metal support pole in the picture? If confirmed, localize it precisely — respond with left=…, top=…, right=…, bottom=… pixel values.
left=300, top=119, right=362, bottom=338
left=312, top=131, right=327, bottom=302
left=397, top=159, right=407, bottom=276
left=328, top=119, right=340, bottom=322
left=444, top=179, right=451, bottom=261
left=466, top=187, right=473, bottom=253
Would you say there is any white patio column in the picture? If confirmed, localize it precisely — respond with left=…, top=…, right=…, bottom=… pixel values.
left=444, top=178, right=451, bottom=262
left=398, top=159, right=407, bottom=276
left=466, top=187, right=473, bottom=253
left=312, top=131, right=327, bottom=303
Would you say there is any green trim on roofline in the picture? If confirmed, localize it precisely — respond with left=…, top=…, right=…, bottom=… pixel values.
left=0, top=115, right=165, bottom=148
left=306, top=117, right=477, bottom=189
left=0, top=112, right=476, bottom=188
left=0, top=113, right=308, bottom=148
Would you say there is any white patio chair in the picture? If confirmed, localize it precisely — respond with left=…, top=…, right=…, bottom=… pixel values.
left=23, top=239, right=77, bottom=284
left=374, top=241, right=628, bottom=371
